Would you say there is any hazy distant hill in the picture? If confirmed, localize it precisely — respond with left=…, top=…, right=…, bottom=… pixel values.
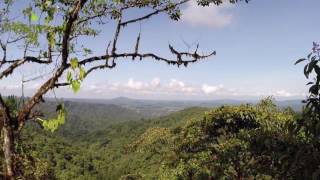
left=65, top=97, right=304, bottom=117
left=31, top=97, right=303, bottom=139
left=37, top=101, right=144, bottom=138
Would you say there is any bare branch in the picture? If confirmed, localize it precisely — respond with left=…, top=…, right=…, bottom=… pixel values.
left=85, top=63, right=117, bottom=77
left=76, top=5, right=110, bottom=25
left=133, top=32, right=141, bottom=60
left=54, top=82, right=70, bottom=88
left=0, top=57, right=52, bottom=80
left=0, top=40, right=7, bottom=67
left=79, top=46, right=215, bottom=67
left=62, top=0, right=88, bottom=65
left=111, top=12, right=123, bottom=55
left=120, top=0, right=189, bottom=27
left=7, top=35, right=27, bottom=44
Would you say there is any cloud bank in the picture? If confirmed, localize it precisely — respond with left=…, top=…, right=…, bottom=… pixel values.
left=0, top=78, right=304, bottom=100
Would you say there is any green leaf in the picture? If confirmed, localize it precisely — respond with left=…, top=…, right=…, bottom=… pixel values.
left=70, top=57, right=78, bottom=70
left=30, top=12, right=38, bottom=22
left=45, top=7, right=56, bottom=23
left=309, top=84, right=319, bottom=95
left=79, top=67, right=86, bottom=81
left=67, top=71, right=73, bottom=83
left=43, top=51, right=48, bottom=58
left=38, top=103, right=66, bottom=132
left=307, top=60, right=318, bottom=75
left=47, top=31, right=55, bottom=48
left=83, top=48, right=92, bottom=55
left=72, top=80, right=81, bottom=93
left=304, top=65, right=309, bottom=78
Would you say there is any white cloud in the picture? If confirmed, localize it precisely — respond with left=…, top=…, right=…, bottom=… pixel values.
left=274, top=90, right=293, bottom=97
left=150, top=77, right=161, bottom=88
left=168, top=79, right=195, bottom=94
left=125, top=78, right=145, bottom=90
left=202, top=84, right=224, bottom=94
left=0, top=77, right=305, bottom=100
left=181, top=1, right=233, bottom=28
left=168, top=79, right=185, bottom=89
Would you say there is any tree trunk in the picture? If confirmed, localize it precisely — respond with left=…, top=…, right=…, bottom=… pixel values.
left=2, top=125, right=15, bottom=180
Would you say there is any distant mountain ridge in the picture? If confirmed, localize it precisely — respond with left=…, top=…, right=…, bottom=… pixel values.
left=37, top=100, right=144, bottom=138
left=58, top=97, right=303, bottom=117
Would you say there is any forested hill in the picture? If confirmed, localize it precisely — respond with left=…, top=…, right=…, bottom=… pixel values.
left=18, top=105, right=208, bottom=179
left=54, top=97, right=304, bottom=116
left=31, top=97, right=303, bottom=140
left=37, top=100, right=144, bottom=139
left=5, top=98, right=307, bottom=179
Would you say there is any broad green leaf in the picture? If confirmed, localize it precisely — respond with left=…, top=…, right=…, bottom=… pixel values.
left=70, top=57, right=79, bottom=70
left=307, top=60, right=318, bottom=76
left=79, top=67, right=86, bottom=81
left=31, top=12, right=38, bottom=22
left=309, top=84, right=319, bottom=95
left=38, top=104, right=66, bottom=132
left=67, top=71, right=73, bottom=83
left=72, top=80, right=81, bottom=93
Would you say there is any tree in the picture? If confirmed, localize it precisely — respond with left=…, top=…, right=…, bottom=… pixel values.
left=131, top=98, right=301, bottom=179
left=295, top=42, right=320, bottom=141
left=0, top=0, right=248, bottom=179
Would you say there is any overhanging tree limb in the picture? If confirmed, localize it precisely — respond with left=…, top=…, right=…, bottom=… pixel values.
left=0, top=0, right=247, bottom=178
left=17, top=0, right=88, bottom=129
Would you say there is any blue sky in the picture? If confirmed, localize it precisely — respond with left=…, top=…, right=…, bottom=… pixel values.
left=1, top=0, right=319, bottom=100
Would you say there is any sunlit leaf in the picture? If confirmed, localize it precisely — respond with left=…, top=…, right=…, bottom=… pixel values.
left=31, top=12, right=38, bottom=22
left=70, top=57, right=79, bottom=70
left=72, top=80, right=81, bottom=93
left=79, top=67, right=86, bottom=81
left=38, top=104, right=66, bottom=132
left=67, top=71, right=73, bottom=83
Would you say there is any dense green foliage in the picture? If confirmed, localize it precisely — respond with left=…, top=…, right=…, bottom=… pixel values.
left=1, top=104, right=208, bottom=179
left=131, top=99, right=320, bottom=179
left=40, top=101, right=144, bottom=139
left=3, top=98, right=316, bottom=179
